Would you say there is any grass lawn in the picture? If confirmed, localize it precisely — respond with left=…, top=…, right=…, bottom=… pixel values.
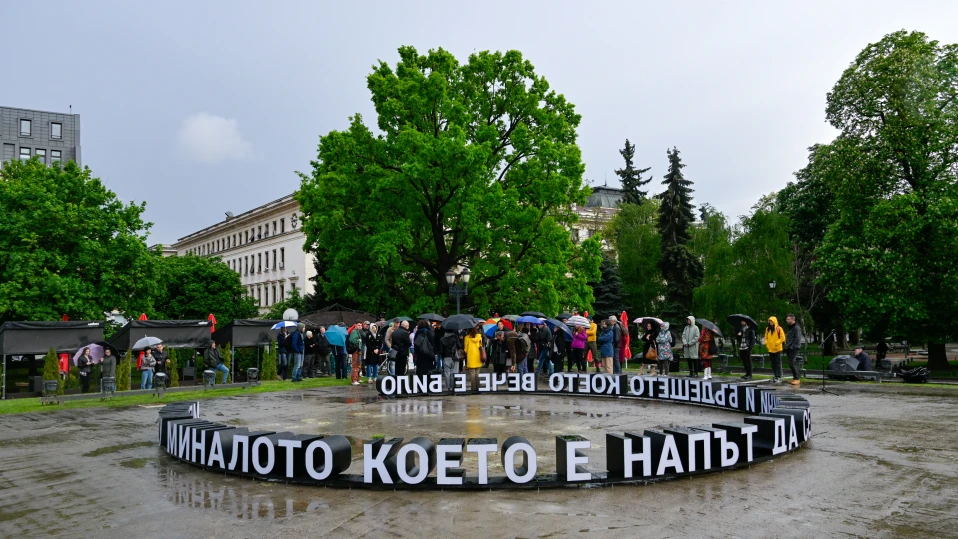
left=0, top=377, right=351, bottom=416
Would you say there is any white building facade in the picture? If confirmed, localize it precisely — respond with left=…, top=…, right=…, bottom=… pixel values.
left=172, top=195, right=315, bottom=314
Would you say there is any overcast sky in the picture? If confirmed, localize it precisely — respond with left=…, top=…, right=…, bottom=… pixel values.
left=5, top=1, right=958, bottom=244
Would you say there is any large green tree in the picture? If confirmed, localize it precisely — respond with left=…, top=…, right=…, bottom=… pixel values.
left=605, top=199, right=663, bottom=316
left=151, top=254, right=258, bottom=326
left=297, top=46, right=601, bottom=316
left=615, top=139, right=651, bottom=204
left=0, top=159, right=157, bottom=322
left=815, top=30, right=958, bottom=369
left=589, top=254, right=630, bottom=319
left=656, top=147, right=702, bottom=319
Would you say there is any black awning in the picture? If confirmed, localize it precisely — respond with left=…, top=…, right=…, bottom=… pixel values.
left=0, top=321, right=105, bottom=356
left=211, top=319, right=281, bottom=348
left=109, top=320, right=212, bottom=350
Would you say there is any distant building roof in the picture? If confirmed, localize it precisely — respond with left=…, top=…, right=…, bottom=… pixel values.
left=585, top=185, right=623, bottom=208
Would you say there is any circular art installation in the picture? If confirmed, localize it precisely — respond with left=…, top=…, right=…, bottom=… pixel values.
left=156, top=373, right=810, bottom=490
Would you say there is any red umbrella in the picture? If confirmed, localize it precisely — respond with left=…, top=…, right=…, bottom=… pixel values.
left=620, top=311, right=632, bottom=360
left=207, top=313, right=217, bottom=333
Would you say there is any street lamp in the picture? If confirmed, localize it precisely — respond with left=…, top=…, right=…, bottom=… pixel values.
left=446, top=267, right=471, bottom=314
left=769, top=280, right=777, bottom=302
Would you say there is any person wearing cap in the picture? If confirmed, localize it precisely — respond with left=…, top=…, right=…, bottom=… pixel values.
left=854, top=344, right=873, bottom=371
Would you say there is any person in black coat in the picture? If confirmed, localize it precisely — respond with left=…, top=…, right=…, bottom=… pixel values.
left=391, top=321, right=412, bottom=376
left=854, top=345, right=873, bottom=371
left=736, top=320, right=756, bottom=380
left=413, top=320, right=435, bottom=377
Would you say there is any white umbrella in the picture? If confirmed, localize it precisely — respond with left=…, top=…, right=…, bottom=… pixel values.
left=73, top=344, right=104, bottom=365
left=271, top=320, right=298, bottom=330
left=567, top=315, right=591, bottom=328
left=634, top=317, right=664, bottom=326
left=132, top=336, right=163, bottom=350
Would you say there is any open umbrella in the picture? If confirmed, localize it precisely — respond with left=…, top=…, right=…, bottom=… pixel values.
left=324, top=325, right=348, bottom=347
left=557, top=312, right=573, bottom=320
left=520, top=311, right=548, bottom=319
left=96, top=341, right=119, bottom=358
left=633, top=316, right=664, bottom=326
left=727, top=314, right=759, bottom=333
left=483, top=323, right=499, bottom=337
left=696, top=318, right=724, bottom=338
left=271, top=320, right=298, bottom=330
left=389, top=316, right=415, bottom=324
left=132, top=336, right=163, bottom=350
left=544, top=318, right=573, bottom=337
left=829, top=355, right=859, bottom=372
left=620, top=311, right=632, bottom=361
left=516, top=315, right=545, bottom=325
left=374, top=320, right=390, bottom=328
left=73, top=343, right=104, bottom=365
left=443, top=314, right=481, bottom=331
left=567, top=315, right=590, bottom=328
left=418, top=313, right=445, bottom=322
left=501, top=315, right=520, bottom=322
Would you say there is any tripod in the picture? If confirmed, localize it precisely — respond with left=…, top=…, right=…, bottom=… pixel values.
left=818, top=330, right=840, bottom=396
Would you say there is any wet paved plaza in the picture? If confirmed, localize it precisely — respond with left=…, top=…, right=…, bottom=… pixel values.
left=0, top=381, right=956, bottom=538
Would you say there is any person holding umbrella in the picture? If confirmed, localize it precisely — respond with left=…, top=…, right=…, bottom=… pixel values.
left=101, top=347, right=116, bottom=384
left=737, top=319, right=757, bottom=380
left=698, top=324, right=717, bottom=380
left=139, top=347, right=157, bottom=389
left=682, top=316, right=700, bottom=378
left=153, top=343, right=169, bottom=382
left=569, top=325, right=587, bottom=372
left=77, top=347, right=94, bottom=393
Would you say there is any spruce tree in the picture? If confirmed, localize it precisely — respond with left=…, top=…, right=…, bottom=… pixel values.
left=656, top=147, right=703, bottom=318
left=589, top=254, right=630, bottom=318
left=615, top=139, right=652, bottom=204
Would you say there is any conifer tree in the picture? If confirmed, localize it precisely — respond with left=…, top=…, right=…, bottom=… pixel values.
left=589, top=254, right=630, bottom=318
left=656, top=147, right=702, bottom=318
left=615, top=139, right=652, bottom=204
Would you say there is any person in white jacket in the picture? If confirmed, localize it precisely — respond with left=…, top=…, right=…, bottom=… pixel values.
left=682, top=316, right=700, bottom=377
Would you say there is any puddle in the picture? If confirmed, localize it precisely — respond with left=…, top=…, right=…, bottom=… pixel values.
left=83, top=441, right=154, bottom=457
left=119, top=458, right=151, bottom=469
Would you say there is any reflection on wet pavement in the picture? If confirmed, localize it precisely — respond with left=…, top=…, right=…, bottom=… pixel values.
left=0, top=383, right=956, bottom=537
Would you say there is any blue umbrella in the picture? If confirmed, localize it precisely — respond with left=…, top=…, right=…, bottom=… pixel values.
left=271, top=320, right=298, bottom=330
left=324, top=326, right=347, bottom=347
left=516, top=315, right=544, bottom=325
left=483, top=323, right=499, bottom=337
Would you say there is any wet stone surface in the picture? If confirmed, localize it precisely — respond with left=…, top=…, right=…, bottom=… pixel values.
left=0, top=381, right=956, bottom=537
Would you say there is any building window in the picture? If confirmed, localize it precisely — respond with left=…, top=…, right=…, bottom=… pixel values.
left=264, top=250, right=269, bottom=270
left=243, top=256, right=248, bottom=275
left=35, top=149, right=46, bottom=164
left=216, top=240, right=220, bottom=251
left=280, top=283, right=284, bottom=301
left=257, top=226, right=262, bottom=240
left=233, top=234, right=236, bottom=247
left=257, top=287, right=262, bottom=306
left=272, top=249, right=277, bottom=269
left=19, top=147, right=31, bottom=161
left=19, top=120, right=31, bottom=136
left=51, top=123, right=62, bottom=139
left=281, top=219, right=285, bottom=233
left=51, top=150, right=61, bottom=163
left=280, top=247, right=285, bottom=267
left=273, top=221, right=277, bottom=234
left=244, top=231, right=249, bottom=243
left=272, top=285, right=277, bottom=304
left=258, top=253, right=262, bottom=273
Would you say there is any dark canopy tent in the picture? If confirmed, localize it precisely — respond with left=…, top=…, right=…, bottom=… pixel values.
left=109, top=320, right=212, bottom=350
left=0, top=321, right=105, bottom=399
left=212, top=319, right=281, bottom=347
left=299, top=304, right=376, bottom=328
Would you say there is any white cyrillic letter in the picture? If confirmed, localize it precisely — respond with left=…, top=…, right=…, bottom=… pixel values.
left=277, top=438, right=301, bottom=478
left=466, top=442, right=497, bottom=485
left=305, top=440, right=334, bottom=480
left=208, top=431, right=225, bottom=469
left=252, top=437, right=274, bottom=475
left=436, top=443, right=463, bottom=486
left=655, top=435, right=684, bottom=475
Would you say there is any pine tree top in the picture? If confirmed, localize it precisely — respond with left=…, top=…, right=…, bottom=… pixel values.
left=615, top=139, right=651, bottom=205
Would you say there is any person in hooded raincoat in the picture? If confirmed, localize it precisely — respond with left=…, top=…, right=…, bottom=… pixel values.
left=764, top=316, right=786, bottom=383
left=656, top=322, right=674, bottom=368
left=682, top=316, right=700, bottom=377
left=698, top=327, right=716, bottom=380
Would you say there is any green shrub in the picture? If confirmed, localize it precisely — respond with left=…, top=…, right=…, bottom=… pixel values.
left=41, top=347, right=62, bottom=395
left=261, top=342, right=277, bottom=380
left=223, top=342, right=233, bottom=383
left=168, top=349, right=179, bottom=387
left=117, top=350, right=132, bottom=391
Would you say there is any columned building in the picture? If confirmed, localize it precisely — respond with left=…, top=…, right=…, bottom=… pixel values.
left=572, top=185, right=623, bottom=247
left=172, top=195, right=315, bottom=314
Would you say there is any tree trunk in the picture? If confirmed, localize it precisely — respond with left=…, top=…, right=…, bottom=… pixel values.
left=927, top=342, right=950, bottom=371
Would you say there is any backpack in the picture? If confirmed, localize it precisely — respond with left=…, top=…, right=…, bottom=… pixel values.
left=415, top=331, right=434, bottom=357
left=515, top=334, right=532, bottom=358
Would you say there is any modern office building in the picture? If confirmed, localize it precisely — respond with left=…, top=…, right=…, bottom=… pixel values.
left=0, top=106, right=81, bottom=167
left=172, top=194, right=315, bottom=314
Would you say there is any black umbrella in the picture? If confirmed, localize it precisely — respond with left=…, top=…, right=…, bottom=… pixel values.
left=521, top=311, right=548, bottom=319
left=442, top=314, right=482, bottom=331
left=544, top=318, right=573, bottom=337
left=696, top=318, right=724, bottom=338
left=557, top=312, right=573, bottom=320
left=727, top=314, right=759, bottom=333
left=418, top=313, right=445, bottom=322
left=829, top=355, right=860, bottom=372
left=95, top=341, right=119, bottom=358
left=389, top=316, right=415, bottom=324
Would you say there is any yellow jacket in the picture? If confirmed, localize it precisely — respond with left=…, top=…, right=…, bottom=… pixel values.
left=587, top=322, right=597, bottom=342
left=464, top=333, right=484, bottom=369
left=764, top=316, right=785, bottom=353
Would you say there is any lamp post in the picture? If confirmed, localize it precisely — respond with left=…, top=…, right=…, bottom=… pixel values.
left=768, top=279, right=777, bottom=303
left=445, top=267, right=471, bottom=315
